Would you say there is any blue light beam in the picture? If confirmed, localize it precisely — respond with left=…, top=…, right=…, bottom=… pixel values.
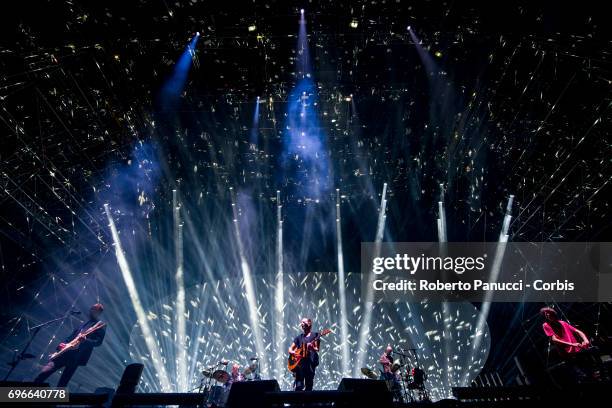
left=281, top=12, right=331, bottom=198
left=160, top=33, right=200, bottom=107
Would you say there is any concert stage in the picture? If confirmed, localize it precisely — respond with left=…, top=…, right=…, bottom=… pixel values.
left=1, top=0, right=611, bottom=406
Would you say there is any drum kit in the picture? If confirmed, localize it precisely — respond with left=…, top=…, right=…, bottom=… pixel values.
left=197, top=357, right=260, bottom=406
left=360, top=347, right=430, bottom=403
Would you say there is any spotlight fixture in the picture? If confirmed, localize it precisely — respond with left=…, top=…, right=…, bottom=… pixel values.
left=248, top=24, right=256, bottom=32
left=300, top=8, right=304, bottom=14
left=435, top=51, right=443, bottom=58
left=350, top=19, right=358, bottom=29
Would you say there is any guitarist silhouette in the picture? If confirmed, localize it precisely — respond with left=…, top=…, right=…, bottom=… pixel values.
left=288, top=318, right=325, bottom=391
left=34, top=303, right=106, bottom=387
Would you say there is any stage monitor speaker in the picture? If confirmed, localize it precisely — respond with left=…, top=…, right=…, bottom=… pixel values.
left=226, top=379, right=280, bottom=408
left=337, top=378, right=393, bottom=407
left=116, top=363, right=144, bottom=394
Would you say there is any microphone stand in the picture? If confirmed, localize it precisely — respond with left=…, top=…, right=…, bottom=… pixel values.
left=407, top=348, right=419, bottom=369
left=396, top=348, right=421, bottom=402
left=3, top=315, right=71, bottom=381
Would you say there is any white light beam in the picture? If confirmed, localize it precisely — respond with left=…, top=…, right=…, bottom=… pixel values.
left=335, top=189, right=350, bottom=377
left=463, top=195, right=514, bottom=385
left=274, top=191, right=286, bottom=386
left=104, top=204, right=172, bottom=391
left=355, top=182, right=388, bottom=375
left=173, top=189, right=188, bottom=391
left=229, top=188, right=268, bottom=377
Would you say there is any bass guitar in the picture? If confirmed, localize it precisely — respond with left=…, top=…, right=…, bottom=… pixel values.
left=49, top=321, right=106, bottom=361
left=287, top=328, right=332, bottom=372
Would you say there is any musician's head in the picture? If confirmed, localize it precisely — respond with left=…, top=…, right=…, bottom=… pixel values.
left=385, top=345, right=393, bottom=355
left=89, top=303, right=104, bottom=320
left=300, top=318, right=312, bottom=333
left=231, top=363, right=240, bottom=375
left=540, top=306, right=558, bottom=322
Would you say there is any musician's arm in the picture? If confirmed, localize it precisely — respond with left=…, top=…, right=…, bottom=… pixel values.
left=572, top=327, right=590, bottom=346
left=288, top=342, right=297, bottom=355
left=84, top=326, right=106, bottom=347
left=312, top=339, right=320, bottom=352
left=543, top=323, right=580, bottom=347
left=551, top=334, right=580, bottom=347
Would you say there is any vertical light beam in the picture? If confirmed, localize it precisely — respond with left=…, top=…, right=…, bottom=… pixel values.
left=274, top=190, right=286, bottom=386
left=104, top=204, right=172, bottom=391
left=437, top=183, right=453, bottom=391
left=229, top=187, right=268, bottom=376
left=298, top=10, right=310, bottom=80
left=251, top=96, right=260, bottom=145
left=355, top=183, right=388, bottom=375
left=173, top=189, right=187, bottom=391
left=335, top=189, right=350, bottom=377
left=437, top=184, right=447, bottom=243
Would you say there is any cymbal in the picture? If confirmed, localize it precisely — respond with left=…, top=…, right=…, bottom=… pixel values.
left=360, top=367, right=378, bottom=380
left=212, top=370, right=230, bottom=384
left=201, top=369, right=213, bottom=378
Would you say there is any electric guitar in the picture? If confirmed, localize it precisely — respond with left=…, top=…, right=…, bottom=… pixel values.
left=49, top=321, right=106, bottom=361
left=287, top=328, right=332, bottom=372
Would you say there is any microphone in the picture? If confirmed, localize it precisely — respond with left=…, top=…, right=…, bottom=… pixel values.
left=250, top=357, right=259, bottom=361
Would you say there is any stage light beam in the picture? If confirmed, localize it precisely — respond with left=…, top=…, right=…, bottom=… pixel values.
left=104, top=204, right=172, bottom=391
left=251, top=97, right=260, bottom=145
left=173, top=189, right=188, bottom=391
left=355, top=182, right=388, bottom=375
left=274, top=190, right=286, bottom=385
left=160, top=33, right=200, bottom=106
left=463, top=195, right=514, bottom=385
left=229, top=188, right=268, bottom=377
left=437, top=184, right=453, bottom=390
left=335, top=189, right=350, bottom=377
left=437, top=184, right=447, bottom=243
